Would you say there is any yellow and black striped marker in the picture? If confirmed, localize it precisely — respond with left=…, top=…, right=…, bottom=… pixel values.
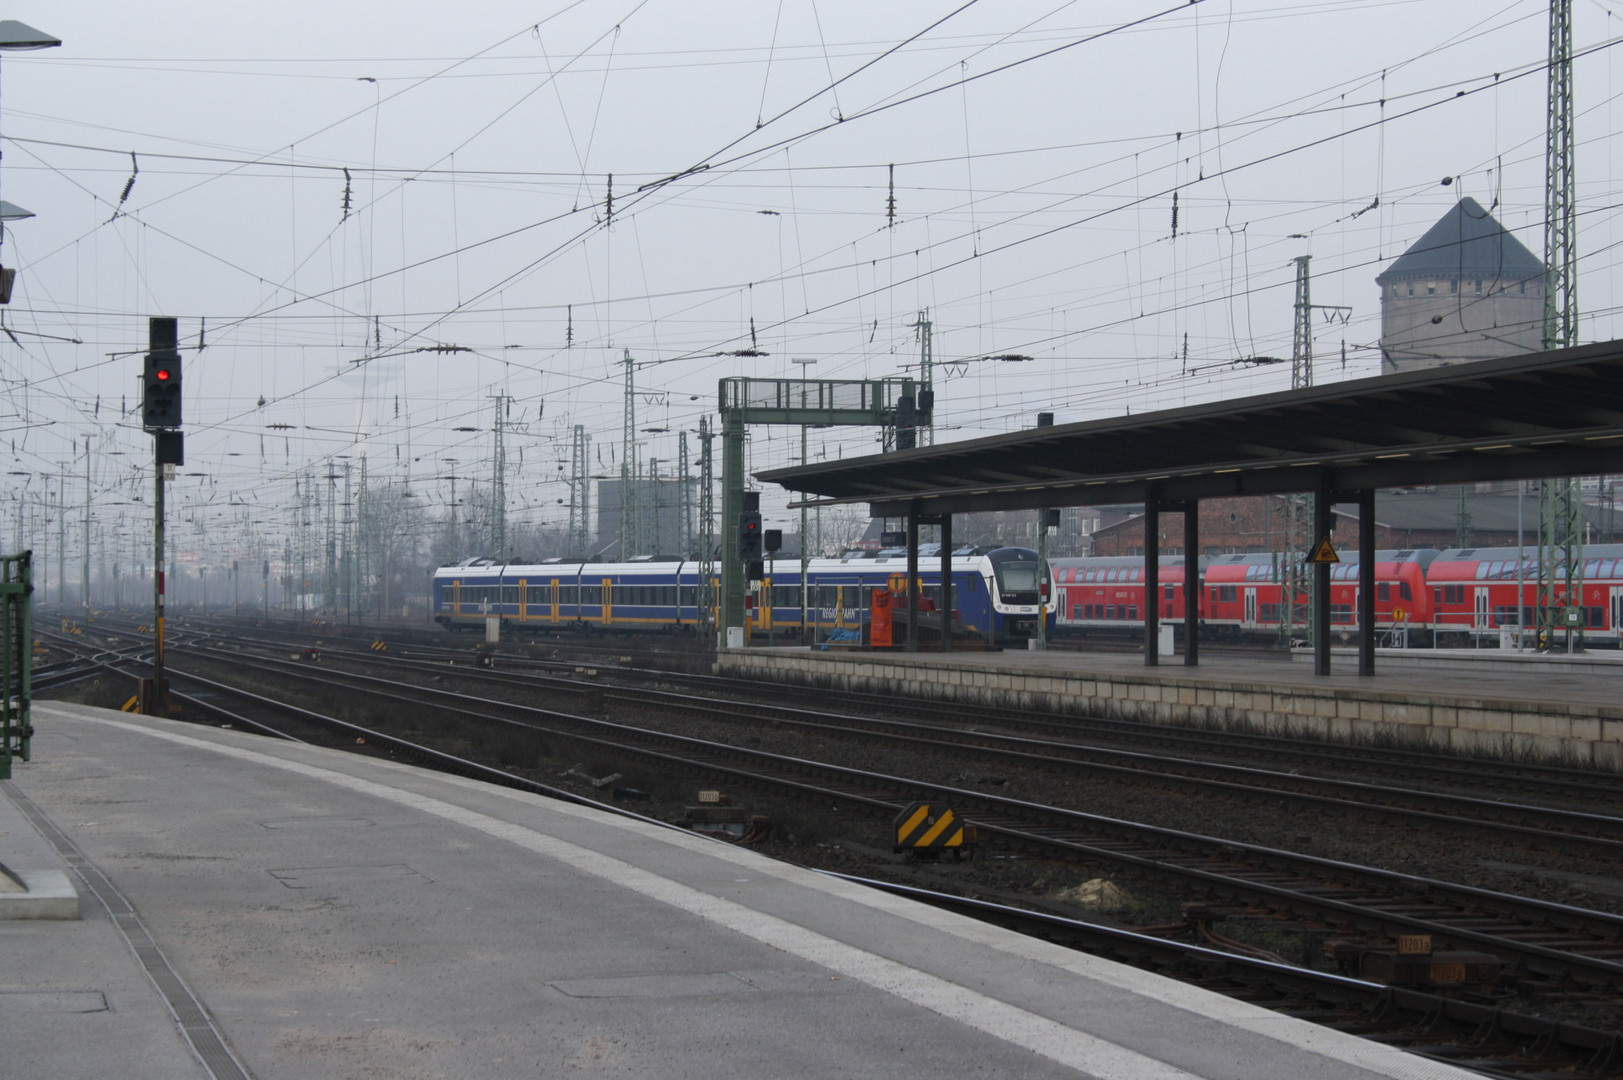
left=370, top=640, right=387, bottom=651
left=894, top=802, right=972, bottom=854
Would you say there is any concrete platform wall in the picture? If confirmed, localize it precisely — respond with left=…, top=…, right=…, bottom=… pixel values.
left=717, top=650, right=1623, bottom=771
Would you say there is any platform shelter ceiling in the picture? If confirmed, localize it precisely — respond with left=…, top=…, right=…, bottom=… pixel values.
left=756, top=340, right=1623, bottom=517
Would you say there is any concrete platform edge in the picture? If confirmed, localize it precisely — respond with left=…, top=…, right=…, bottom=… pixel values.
left=718, top=647, right=1623, bottom=771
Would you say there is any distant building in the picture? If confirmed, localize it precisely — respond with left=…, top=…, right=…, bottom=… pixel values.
left=1376, top=196, right=1544, bottom=374
left=1085, top=490, right=1615, bottom=557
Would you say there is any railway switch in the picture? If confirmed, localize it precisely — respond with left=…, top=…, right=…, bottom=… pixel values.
left=1323, top=939, right=1500, bottom=988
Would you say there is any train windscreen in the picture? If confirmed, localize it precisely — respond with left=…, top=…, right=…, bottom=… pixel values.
left=997, top=562, right=1039, bottom=594
left=989, top=550, right=1044, bottom=603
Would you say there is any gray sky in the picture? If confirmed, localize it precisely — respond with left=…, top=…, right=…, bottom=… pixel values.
left=2, top=0, right=1617, bottom=564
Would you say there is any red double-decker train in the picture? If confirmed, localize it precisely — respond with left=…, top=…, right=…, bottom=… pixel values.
left=1426, top=543, right=1623, bottom=644
left=1053, top=550, right=1439, bottom=643
left=1052, top=544, right=1623, bottom=646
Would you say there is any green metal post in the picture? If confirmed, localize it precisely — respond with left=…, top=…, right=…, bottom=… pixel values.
left=721, top=405, right=745, bottom=646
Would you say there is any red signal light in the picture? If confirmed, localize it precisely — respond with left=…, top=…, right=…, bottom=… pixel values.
left=155, top=368, right=172, bottom=381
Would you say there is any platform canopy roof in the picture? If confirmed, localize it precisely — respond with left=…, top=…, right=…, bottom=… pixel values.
left=756, top=340, right=1623, bottom=518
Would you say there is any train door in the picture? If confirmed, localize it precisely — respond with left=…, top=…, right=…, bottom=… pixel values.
left=1611, top=586, right=1623, bottom=640
left=1243, top=587, right=1257, bottom=628
left=549, top=578, right=561, bottom=624
left=601, top=578, right=614, bottom=626
left=518, top=580, right=528, bottom=623
left=1473, top=587, right=1489, bottom=631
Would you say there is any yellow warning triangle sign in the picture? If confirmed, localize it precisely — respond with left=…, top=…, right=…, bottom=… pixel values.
left=1307, top=536, right=1340, bottom=564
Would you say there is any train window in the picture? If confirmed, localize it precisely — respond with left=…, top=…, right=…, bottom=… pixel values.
left=1105, top=605, right=1116, bottom=620
left=1164, top=585, right=1175, bottom=601
left=580, top=585, right=601, bottom=604
left=1588, top=606, right=1606, bottom=628
left=1127, top=606, right=1138, bottom=621
left=1216, top=585, right=1236, bottom=602
left=1377, top=583, right=1390, bottom=602
left=1399, top=582, right=1412, bottom=601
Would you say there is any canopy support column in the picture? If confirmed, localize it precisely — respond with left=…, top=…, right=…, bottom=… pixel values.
left=939, top=515, right=953, bottom=652
left=905, top=508, right=919, bottom=653
left=1313, top=477, right=1333, bottom=676
left=1358, top=488, right=1377, bottom=676
left=1143, top=498, right=1160, bottom=667
left=1183, top=499, right=1200, bottom=667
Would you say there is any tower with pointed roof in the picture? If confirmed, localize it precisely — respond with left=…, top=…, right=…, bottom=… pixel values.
left=1376, top=196, right=1545, bottom=374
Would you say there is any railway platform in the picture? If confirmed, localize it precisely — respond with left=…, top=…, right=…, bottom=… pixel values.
left=1, top=701, right=1482, bottom=1080
left=718, top=643, right=1623, bottom=769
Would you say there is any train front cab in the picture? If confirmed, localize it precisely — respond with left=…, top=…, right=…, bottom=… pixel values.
left=984, top=547, right=1051, bottom=644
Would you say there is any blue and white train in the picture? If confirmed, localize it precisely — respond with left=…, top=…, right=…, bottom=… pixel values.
left=431, top=545, right=1053, bottom=646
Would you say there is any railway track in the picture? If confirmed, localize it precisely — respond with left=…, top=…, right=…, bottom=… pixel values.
left=42, top=640, right=1623, bottom=1077
left=193, top=630, right=1623, bottom=852
left=233, top=623, right=1622, bottom=817
left=161, top=646, right=1623, bottom=999
left=37, top=628, right=1623, bottom=1074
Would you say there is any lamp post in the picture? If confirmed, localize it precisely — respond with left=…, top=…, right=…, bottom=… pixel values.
left=0, top=21, right=61, bottom=300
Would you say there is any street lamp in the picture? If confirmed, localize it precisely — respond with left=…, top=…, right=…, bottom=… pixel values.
left=0, top=21, right=61, bottom=303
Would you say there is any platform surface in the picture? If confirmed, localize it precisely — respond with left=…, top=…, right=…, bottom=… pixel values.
left=755, top=639, right=1623, bottom=710
left=2, top=701, right=1483, bottom=1080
